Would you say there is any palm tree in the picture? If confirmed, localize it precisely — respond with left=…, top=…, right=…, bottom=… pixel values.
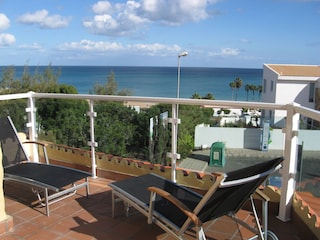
left=251, top=84, right=258, bottom=100
left=191, top=93, right=201, bottom=99
left=234, top=77, right=242, bottom=101
left=229, top=82, right=236, bottom=100
left=203, top=93, right=214, bottom=100
left=245, top=84, right=250, bottom=101
left=257, top=85, right=262, bottom=101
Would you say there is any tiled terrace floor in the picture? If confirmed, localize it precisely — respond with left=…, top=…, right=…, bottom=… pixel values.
left=1, top=177, right=316, bottom=240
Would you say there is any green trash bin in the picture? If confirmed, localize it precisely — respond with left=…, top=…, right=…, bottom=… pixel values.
left=209, top=142, right=226, bottom=167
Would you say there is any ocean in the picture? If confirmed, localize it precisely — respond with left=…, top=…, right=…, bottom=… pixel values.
left=0, top=66, right=263, bottom=101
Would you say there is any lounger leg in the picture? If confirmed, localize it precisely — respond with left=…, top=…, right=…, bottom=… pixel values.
left=112, top=191, right=115, bottom=218
left=250, top=196, right=264, bottom=240
left=196, top=227, right=206, bottom=240
left=85, top=178, right=90, bottom=197
left=45, top=188, right=49, bottom=216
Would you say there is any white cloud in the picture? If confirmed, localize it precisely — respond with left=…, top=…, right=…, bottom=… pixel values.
left=0, top=14, right=10, bottom=31
left=83, top=0, right=217, bottom=36
left=209, top=48, right=240, bottom=57
left=18, top=42, right=42, bottom=50
left=84, top=1, right=149, bottom=37
left=141, top=0, right=209, bottom=25
left=58, top=40, right=124, bottom=51
left=0, top=33, right=16, bottom=46
left=57, top=39, right=182, bottom=56
left=130, top=43, right=181, bottom=56
left=92, top=1, right=113, bottom=14
left=17, top=9, right=70, bottom=29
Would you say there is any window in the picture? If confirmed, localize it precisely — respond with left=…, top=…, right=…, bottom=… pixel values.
left=270, top=80, right=274, bottom=92
left=309, top=82, right=315, bottom=102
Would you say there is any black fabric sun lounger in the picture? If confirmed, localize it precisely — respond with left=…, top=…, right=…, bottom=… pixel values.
left=110, top=157, right=284, bottom=240
left=0, top=116, right=90, bottom=216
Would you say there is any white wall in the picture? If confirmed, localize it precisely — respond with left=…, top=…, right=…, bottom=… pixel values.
left=194, top=125, right=319, bottom=151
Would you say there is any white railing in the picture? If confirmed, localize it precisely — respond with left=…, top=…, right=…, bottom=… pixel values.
left=1, top=91, right=320, bottom=222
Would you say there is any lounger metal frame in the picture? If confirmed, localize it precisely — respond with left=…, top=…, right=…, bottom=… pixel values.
left=1, top=116, right=90, bottom=216
left=110, top=158, right=283, bottom=240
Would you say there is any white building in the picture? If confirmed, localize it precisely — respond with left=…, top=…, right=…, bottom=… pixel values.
left=262, top=64, right=320, bottom=128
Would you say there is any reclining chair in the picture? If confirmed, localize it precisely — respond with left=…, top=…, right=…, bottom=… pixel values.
left=0, top=116, right=91, bottom=216
left=110, top=157, right=283, bottom=240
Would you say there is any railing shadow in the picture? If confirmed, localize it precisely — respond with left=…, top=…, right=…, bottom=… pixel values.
left=71, top=190, right=163, bottom=239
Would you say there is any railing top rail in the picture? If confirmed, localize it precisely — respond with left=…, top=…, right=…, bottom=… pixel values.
left=3, top=91, right=320, bottom=116
left=295, top=104, right=320, bottom=121
left=0, top=91, right=287, bottom=111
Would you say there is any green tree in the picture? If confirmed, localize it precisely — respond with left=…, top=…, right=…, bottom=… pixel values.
left=191, top=93, right=201, bottom=99
left=37, top=84, right=88, bottom=147
left=91, top=71, right=132, bottom=95
left=94, top=102, right=137, bottom=156
left=234, top=77, right=242, bottom=101
left=229, top=81, right=236, bottom=100
left=245, top=84, right=250, bottom=101
left=257, top=85, right=262, bottom=101
left=203, top=93, right=214, bottom=100
left=177, top=105, right=213, bottom=159
left=251, top=84, right=258, bottom=100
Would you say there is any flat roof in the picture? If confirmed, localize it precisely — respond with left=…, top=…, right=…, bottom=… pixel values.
left=265, top=64, right=320, bottom=77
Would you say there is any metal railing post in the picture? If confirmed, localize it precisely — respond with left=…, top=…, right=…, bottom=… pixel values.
left=167, top=104, right=180, bottom=183
left=278, top=103, right=300, bottom=221
left=26, top=92, right=39, bottom=162
left=87, top=100, right=98, bottom=178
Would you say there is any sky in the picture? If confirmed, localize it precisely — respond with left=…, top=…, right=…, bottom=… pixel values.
left=0, top=0, right=319, bottom=68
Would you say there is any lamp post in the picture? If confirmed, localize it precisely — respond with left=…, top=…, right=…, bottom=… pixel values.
left=171, top=51, right=188, bottom=182
left=176, top=51, right=188, bottom=99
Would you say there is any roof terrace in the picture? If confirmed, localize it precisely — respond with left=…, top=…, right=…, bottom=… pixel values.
left=0, top=91, right=319, bottom=239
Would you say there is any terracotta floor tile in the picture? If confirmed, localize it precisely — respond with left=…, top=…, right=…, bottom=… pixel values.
left=2, top=177, right=318, bottom=240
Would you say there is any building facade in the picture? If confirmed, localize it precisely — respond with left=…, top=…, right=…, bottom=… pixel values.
left=262, top=64, right=320, bottom=128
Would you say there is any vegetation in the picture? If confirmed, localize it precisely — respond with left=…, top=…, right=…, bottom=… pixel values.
left=244, top=84, right=263, bottom=101
left=1, top=65, right=263, bottom=164
left=0, top=65, right=214, bottom=165
left=191, top=92, right=215, bottom=100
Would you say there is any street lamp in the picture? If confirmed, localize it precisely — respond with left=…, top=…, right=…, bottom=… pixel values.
left=177, top=51, right=188, bottom=98
left=171, top=51, right=188, bottom=182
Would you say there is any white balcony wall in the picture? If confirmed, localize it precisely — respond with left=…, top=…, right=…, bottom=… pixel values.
left=195, top=126, right=320, bottom=151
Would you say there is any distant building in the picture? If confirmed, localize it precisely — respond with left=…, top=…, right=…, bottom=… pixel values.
left=262, top=64, right=320, bottom=128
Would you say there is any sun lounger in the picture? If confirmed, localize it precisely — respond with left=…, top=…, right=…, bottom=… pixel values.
left=0, top=116, right=90, bottom=216
left=110, top=157, right=284, bottom=240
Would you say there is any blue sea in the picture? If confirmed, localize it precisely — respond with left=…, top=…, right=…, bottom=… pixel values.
left=0, top=66, right=263, bottom=101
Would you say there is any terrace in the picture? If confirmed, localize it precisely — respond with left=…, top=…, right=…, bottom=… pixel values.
left=0, top=91, right=319, bottom=239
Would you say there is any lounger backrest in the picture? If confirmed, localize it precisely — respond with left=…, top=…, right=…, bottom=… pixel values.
left=197, top=157, right=284, bottom=223
left=0, top=116, right=29, bottom=167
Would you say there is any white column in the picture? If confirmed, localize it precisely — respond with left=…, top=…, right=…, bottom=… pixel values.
left=278, top=103, right=300, bottom=221
left=26, top=92, right=38, bottom=162
left=87, top=100, right=97, bottom=178
left=167, top=104, right=180, bottom=183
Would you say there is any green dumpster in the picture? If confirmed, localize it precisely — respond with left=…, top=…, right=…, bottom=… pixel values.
left=209, top=142, right=226, bottom=167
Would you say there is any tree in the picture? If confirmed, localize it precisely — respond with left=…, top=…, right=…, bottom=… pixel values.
left=91, top=71, right=132, bottom=95
left=37, top=84, right=88, bottom=147
left=191, top=93, right=214, bottom=100
left=203, top=93, right=214, bottom=100
left=234, top=77, right=242, bottom=101
left=257, top=85, right=262, bottom=101
left=191, top=93, right=201, bottom=99
left=229, top=81, right=236, bottom=100
left=251, top=84, right=258, bottom=100
left=94, top=102, right=138, bottom=156
left=245, top=84, right=250, bottom=101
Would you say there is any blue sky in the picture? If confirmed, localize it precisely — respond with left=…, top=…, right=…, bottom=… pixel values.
left=0, top=0, right=319, bottom=68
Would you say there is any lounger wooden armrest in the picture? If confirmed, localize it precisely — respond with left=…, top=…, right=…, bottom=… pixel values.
left=148, top=186, right=202, bottom=227
left=23, top=140, right=48, bottom=147
left=254, top=188, right=270, bottom=202
left=22, top=140, right=49, bottom=164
